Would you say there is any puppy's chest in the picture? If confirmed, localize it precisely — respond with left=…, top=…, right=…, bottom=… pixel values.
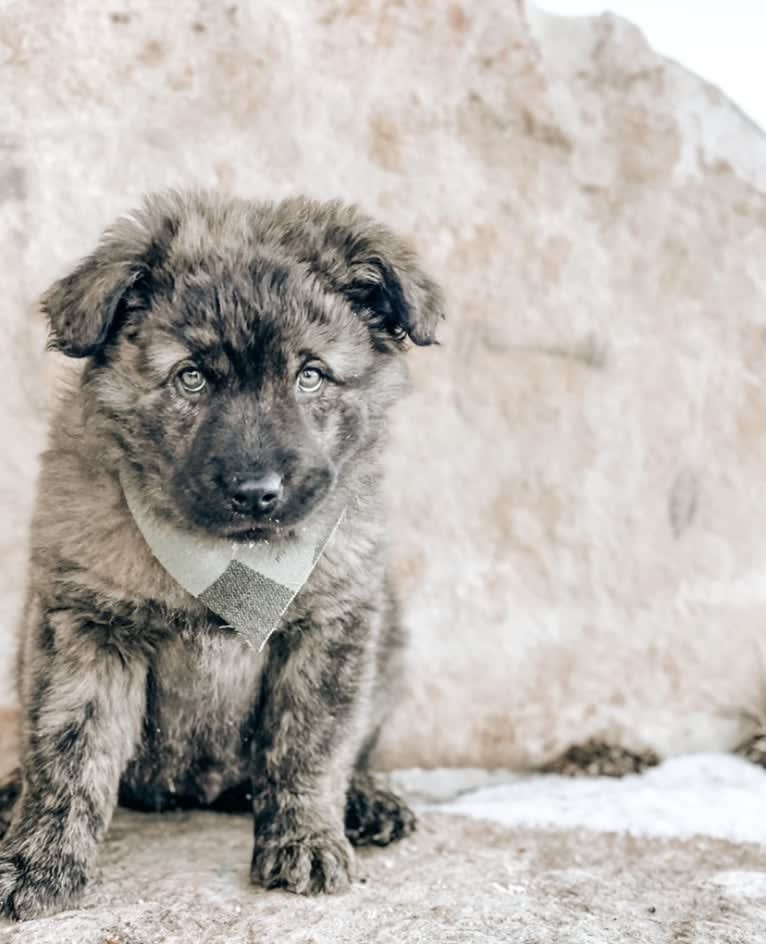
left=147, top=630, right=264, bottom=767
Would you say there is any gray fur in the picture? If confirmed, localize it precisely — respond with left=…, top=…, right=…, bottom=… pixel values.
left=0, top=191, right=443, bottom=918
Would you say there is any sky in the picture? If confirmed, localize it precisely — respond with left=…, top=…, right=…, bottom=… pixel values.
left=536, top=0, right=766, bottom=130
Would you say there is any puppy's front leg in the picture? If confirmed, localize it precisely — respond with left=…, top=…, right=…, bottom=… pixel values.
left=0, top=609, right=146, bottom=919
left=250, top=615, right=372, bottom=895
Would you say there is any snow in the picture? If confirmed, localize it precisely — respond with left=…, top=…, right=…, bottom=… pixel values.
left=401, top=753, right=766, bottom=846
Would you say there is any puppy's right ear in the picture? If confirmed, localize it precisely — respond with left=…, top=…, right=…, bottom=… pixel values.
left=41, top=213, right=164, bottom=358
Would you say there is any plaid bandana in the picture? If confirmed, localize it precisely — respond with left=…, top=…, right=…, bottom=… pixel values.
left=121, top=470, right=346, bottom=650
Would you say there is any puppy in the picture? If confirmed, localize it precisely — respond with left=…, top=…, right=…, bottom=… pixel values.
left=0, top=191, right=443, bottom=919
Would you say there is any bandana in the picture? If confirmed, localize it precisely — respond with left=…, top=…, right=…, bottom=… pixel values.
left=121, top=470, right=346, bottom=650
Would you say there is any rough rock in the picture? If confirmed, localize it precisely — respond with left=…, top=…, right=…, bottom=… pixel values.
left=1, top=808, right=764, bottom=944
left=0, top=0, right=765, bottom=768
left=2, top=720, right=766, bottom=942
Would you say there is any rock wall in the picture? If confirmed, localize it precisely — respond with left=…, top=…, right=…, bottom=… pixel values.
left=1, top=0, right=765, bottom=767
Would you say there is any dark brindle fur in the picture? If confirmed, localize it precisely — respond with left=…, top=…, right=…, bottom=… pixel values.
left=0, top=191, right=443, bottom=919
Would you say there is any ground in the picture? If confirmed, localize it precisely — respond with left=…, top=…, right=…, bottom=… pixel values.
left=0, top=755, right=763, bottom=943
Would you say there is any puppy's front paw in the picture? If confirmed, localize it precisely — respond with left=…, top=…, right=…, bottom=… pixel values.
left=0, top=847, right=86, bottom=921
left=251, top=827, right=354, bottom=895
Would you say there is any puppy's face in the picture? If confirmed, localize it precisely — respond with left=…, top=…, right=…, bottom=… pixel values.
left=43, top=193, right=443, bottom=539
left=92, top=264, right=393, bottom=538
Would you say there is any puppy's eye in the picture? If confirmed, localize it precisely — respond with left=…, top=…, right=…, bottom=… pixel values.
left=297, top=366, right=324, bottom=395
left=175, top=366, right=207, bottom=395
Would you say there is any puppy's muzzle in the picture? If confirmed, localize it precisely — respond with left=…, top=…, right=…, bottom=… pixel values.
left=228, top=472, right=284, bottom=517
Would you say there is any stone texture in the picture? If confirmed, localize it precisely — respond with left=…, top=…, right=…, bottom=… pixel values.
left=0, top=736, right=764, bottom=942
left=1, top=0, right=766, bottom=769
left=0, top=809, right=764, bottom=944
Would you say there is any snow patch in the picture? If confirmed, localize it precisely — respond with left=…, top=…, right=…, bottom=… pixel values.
left=406, top=754, right=766, bottom=846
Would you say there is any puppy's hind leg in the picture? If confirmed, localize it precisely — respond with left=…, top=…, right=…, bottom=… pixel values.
left=0, top=770, right=21, bottom=839
left=343, top=587, right=416, bottom=848
left=345, top=766, right=416, bottom=848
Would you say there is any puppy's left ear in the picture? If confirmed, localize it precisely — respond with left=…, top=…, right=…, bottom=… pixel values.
left=284, top=200, right=445, bottom=348
left=339, top=224, right=445, bottom=348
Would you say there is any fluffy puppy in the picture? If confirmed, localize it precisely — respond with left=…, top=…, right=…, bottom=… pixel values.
left=0, top=191, right=443, bottom=919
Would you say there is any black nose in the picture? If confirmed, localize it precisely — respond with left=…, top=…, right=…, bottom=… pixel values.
left=229, top=473, right=283, bottom=516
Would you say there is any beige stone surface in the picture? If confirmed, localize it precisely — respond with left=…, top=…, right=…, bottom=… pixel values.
left=0, top=809, right=763, bottom=944
left=1, top=0, right=766, bottom=768
left=2, top=712, right=766, bottom=942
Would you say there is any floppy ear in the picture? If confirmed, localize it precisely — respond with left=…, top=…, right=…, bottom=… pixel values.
left=279, top=200, right=445, bottom=349
left=41, top=212, right=165, bottom=358
left=338, top=227, right=445, bottom=348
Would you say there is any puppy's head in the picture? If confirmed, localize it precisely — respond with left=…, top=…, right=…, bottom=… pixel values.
left=42, top=191, right=443, bottom=539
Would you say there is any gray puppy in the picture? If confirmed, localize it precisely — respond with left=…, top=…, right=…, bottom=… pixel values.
left=0, top=191, right=443, bottom=919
